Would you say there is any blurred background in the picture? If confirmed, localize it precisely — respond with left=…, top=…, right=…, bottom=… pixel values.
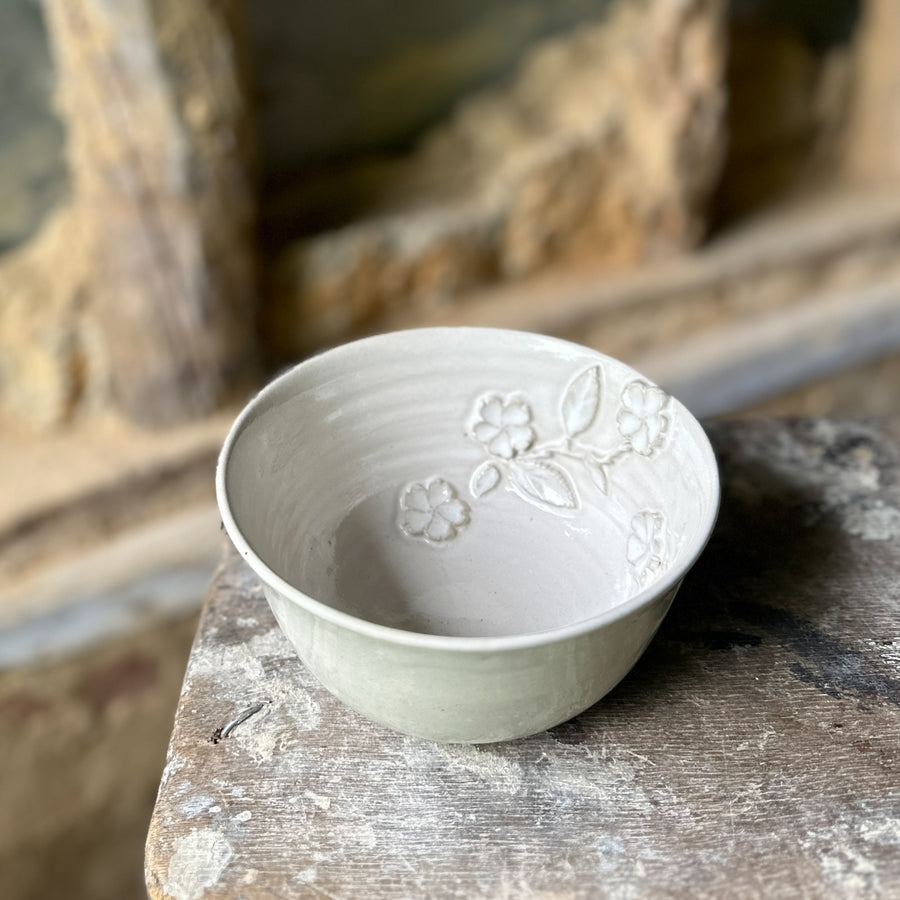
left=1, top=0, right=899, bottom=897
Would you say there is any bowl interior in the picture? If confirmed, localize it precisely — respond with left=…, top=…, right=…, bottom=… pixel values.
left=221, top=329, right=718, bottom=639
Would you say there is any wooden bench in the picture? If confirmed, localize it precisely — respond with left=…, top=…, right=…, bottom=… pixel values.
left=145, top=418, right=900, bottom=899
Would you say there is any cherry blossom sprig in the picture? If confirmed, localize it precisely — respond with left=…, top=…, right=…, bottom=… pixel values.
left=397, top=364, right=673, bottom=544
left=468, top=367, right=671, bottom=514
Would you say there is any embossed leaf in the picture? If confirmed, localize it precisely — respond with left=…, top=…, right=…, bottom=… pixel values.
left=584, top=458, right=609, bottom=495
left=561, top=366, right=602, bottom=438
left=470, top=462, right=502, bottom=498
left=509, top=460, right=578, bottom=511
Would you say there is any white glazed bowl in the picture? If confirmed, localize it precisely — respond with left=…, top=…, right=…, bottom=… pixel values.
left=217, top=328, right=719, bottom=743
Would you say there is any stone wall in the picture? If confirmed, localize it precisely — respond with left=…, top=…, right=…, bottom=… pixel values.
left=0, top=0, right=885, bottom=429
left=265, top=0, right=726, bottom=359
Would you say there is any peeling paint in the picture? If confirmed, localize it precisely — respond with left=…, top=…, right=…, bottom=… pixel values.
left=278, top=679, right=322, bottom=731
left=234, top=727, right=284, bottom=763
left=303, top=790, right=332, bottom=810
left=860, top=816, right=900, bottom=846
left=841, top=501, right=900, bottom=541
left=865, top=639, right=900, bottom=672
left=164, top=827, right=233, bottom=900
left=180, top=795, right=217, bottom=819
left=541, top=752, right=651, bottom=812
left=191, top=642, right=265, bottom=683
left=247, top=627, right=291, bottom=657
left=817, top=843, right=877, bottom=895
left=161, top=755, right=187, bottom=787
left=436, top=742, right=524, bottom=795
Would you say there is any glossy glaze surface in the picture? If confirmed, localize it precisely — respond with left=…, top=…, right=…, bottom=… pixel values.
left=218, top=328, right=719, bottom=741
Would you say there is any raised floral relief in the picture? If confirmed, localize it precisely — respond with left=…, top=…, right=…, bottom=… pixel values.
left=463, top=367, right=671, bottom=515
left=398, top=479, right=470, bottom=542
left=398, top=363, right=673, bottom=572
left=472, top=395, right=535, bottom=459
left=626, top=511, right=667, bottom=586
left=617, top=382, right=670, bottom=456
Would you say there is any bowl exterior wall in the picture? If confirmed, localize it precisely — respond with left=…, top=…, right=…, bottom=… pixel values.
left=264, top=581, right=681, bottom=743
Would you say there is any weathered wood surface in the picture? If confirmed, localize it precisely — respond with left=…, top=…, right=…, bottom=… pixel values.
left=146, top=418, right=900, bottom=899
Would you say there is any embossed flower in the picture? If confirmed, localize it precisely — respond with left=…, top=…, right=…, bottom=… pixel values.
left=626, top=511, right=664, bottom=581
left=617, top=382, right=669, bottom=455
left=473, top=395, right=535, bottom=459
left=399, top=479, right=470, bottom=542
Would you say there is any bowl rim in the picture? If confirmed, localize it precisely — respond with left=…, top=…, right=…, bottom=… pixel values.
left=217, top=326, right=720, bottom=652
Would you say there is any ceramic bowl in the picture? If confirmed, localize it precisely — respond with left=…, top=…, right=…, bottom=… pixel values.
left=217, top=328, right=719, bottom=743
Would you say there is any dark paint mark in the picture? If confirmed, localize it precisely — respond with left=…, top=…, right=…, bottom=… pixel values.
left=736, top=601, right=900, bottom=707
left=790, top=662, right=842, bottom=700
left=697, top=631, right=763, bottom=651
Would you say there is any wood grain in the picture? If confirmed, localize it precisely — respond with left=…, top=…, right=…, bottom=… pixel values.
left=41, top=0, right=257, bottom=426
left=146, top=418, right=900, bottom=899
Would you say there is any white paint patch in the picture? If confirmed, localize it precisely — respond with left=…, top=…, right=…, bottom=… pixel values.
left=235, top=727, right=283, bottom=763
left=860, top=817, right=900, bottom=845
left=190, top=642, right=265, bottom=683
left=437, top=742, right=524, bottom=795
left=541, top=753, right=651, bottom=813
left=303, top=790, right=332, bottom=810
left=347, top=820, right=378, bottom=851
left=594, top=834, right=626, bottom=873
left=799, top=815, right=900, bottom=896
left=233, top=810, right=252, bottom=823
left=161, top=755, right=187, bottom=787
left=247, top=627, right=292, bottom=658
left=736, top=724, right=777, bottom=753
left=841, top=501, right=900, bottom=541
left=863, top=639, right=900, bottom=672
left=212, top=778, right=245, bottom=798
left=280, top=681, right=322, bottom=731
left=164, top=827, right=233, bottom=900
left=180, top=795, right=217, bottom=819
left=294, top=850, right=334, bottom=886
left=817, top=844, right=876, bottom=895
